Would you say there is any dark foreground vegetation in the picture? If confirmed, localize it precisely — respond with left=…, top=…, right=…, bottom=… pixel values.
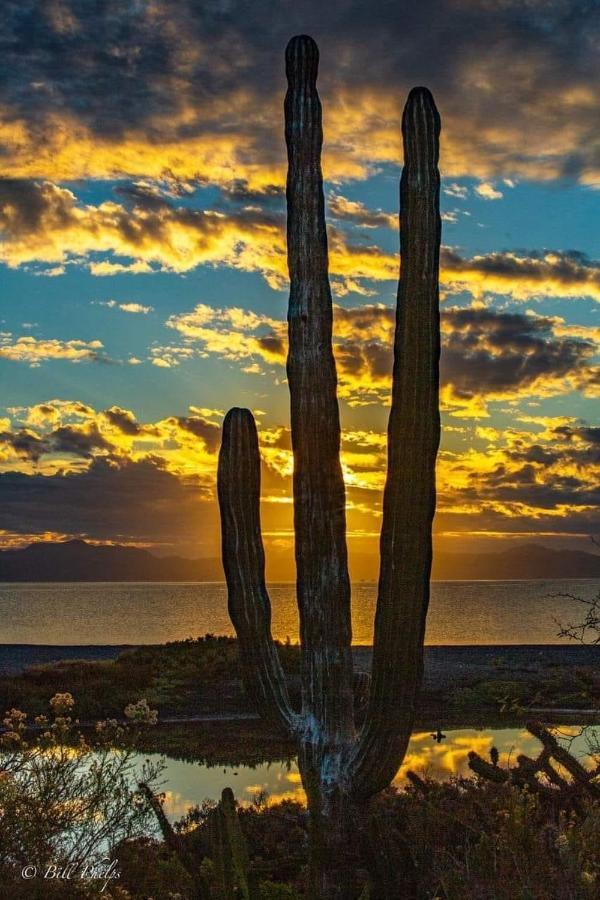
left=116, top=718, right=600, bottom=899
left=119, top=777, right=600, bottom=900
left=5, top=768, right=600, bottom=898
left=0, top=636, right=598, bottom=735
left=1, top=665, right=599, bottom=898
left=0, top=637, right=297, bottom=721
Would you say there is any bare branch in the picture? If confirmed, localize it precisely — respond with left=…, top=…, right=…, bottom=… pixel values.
left=553, top=590, right=600, bottom=644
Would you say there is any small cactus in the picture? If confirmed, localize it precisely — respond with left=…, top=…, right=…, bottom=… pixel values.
left=470, top=721, right=600, bottom=806
left=209, top=787, right=260, bottom=900
left=141, top=782, right=259, bottom=899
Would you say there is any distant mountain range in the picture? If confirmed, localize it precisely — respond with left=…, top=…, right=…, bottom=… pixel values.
left=0, top=540, right=219, bottom=582
left=432, top=544, right=600, bottom=580
left=1, top=539, right=600, bottom=582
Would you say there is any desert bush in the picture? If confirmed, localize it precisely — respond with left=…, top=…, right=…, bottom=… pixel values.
left=0, top=693, right=162, bottom=897
left=0, top=635, right=302, bottom=722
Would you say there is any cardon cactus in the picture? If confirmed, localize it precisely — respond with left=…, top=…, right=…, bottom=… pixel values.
left=218, top=33, right=441, bottom=899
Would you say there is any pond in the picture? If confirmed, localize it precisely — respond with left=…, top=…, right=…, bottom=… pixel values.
left=137, top=724, right=598, bottom=821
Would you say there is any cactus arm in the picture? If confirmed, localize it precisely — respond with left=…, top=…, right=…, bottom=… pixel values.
left=139, top=782, right=212, bottom=899
left=350, top=87, right=441, bottom=799
left=284, top=34, right=354, bottom=747
left=467, top=752, right=509, bottom=784
left=217, top=407, right=297, bottom=733
left=527, top=720, right=600, bottom=795
left=139, top=782, right=176, bottom=847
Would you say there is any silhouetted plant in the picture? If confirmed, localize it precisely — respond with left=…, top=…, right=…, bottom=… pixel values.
left=468, top=720, right=600, bottom=818
left=218, top=33, right=441, bottom=899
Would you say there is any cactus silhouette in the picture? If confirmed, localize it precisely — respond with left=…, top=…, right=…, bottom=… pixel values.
left=142, top=781, right=259, bottom=900
left=218, top=33, right=441, bottom=898
left=209, top=787, right=260, bottom=900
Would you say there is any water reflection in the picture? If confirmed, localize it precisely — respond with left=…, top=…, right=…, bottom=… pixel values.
left=150, top=725, right=595, bottom=820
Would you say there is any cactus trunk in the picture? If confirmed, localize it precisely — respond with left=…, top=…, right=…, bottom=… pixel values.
left=217, top=33, right=441, bottom=899
left=285, top=35, right=355, bottom=754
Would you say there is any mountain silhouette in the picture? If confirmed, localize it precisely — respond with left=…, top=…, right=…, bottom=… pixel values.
left=0, top=540, right=221, bottom=582
left=1, top=539, right=599, bottom=582
left=432, top=543, right=600, bottom=580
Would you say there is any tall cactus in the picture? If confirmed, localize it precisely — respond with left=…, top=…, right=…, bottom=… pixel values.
left=218, top=33, right=441, bottom=899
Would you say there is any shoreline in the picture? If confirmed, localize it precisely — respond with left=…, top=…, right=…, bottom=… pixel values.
left=1, top=642, right=598, bottom=739
left=1, top=641, right=597, bottom=678
left=2, top=577, right=600, bottom=584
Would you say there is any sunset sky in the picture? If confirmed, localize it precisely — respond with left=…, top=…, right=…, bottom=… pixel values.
left=1, top=0, right=598, bottom=564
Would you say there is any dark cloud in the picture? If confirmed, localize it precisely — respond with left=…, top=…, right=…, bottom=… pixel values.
left=461, top=463, right=600, bottom=510
left=554, top=424, right=600, bottom=446
left=2, top=0, right=180, bottom=140
left=103, top=406, right=141, bottom=436
left=113, top=182, right=173, bottom=211
left=0, top=178, right=287, bottom=236
left=46, top=424, right=112, bottom=457
left=34, top=403, right=60, bottom=419
left=508, top=444, right=561, bottom=466
left=447, top=423, right=600, bottom=526
left=217, top=180, right=285, bottom=207
left=0, top=457, right=216, bottom=547
left=0, top=423, right=111, bottom=460
left=2, top=177, right=599, bottom=303
left=171, top=415, right=220, bottom=452
left=327, top=303, right=597, bottom=404
left=441, top=248, right=600, bottom=298
left=0, top=179, right=78, bottom=239
left=257, top=333, right=286, bottom=359
left=434, top=507, right=600, bottom=538
left=0, top=177, right=286, bottom=274
left=340, top=339, right=391, bottom=378
left=328, top=193, right=395, bottom=229
left=1, top=1, right=598, bottom=183
left=0, top=428, right=48, bottom=462
left=441, top=307, right=595, bottom=397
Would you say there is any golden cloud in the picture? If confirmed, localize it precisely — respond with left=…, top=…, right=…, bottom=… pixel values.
left=96, top=300, right=153, bottom=314
left=441, top=249, right=600, bottom=303
left=0, top=399, right=221, bottom=481
left=327, top=193, right=396, bottom=229
left=0, top=181, right=289, bottom=287
left=162, top=301, right=599, bottom=416
left=1, top=394, right=598, bottom=548
left=2, top=182, right=599, bottom=305
left=474, top=181, right=503, bottom=200
left=2, top=0, right=600, bottom=199
left=0, top=334, right=105, bottom=366
left=2, top=73, right=597, bottom=191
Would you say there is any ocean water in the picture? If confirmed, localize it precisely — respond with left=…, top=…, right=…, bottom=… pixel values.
left=0, top=579, right=598, bottom=645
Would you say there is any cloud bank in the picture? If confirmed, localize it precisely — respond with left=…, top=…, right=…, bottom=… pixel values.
left=1, top=1, right=598, bottom=187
